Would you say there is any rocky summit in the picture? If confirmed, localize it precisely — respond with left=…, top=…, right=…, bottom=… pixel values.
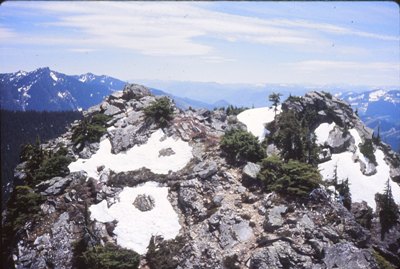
left=3, top=85, right=400, bottom=269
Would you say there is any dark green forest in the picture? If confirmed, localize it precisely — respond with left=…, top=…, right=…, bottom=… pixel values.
left=1, top=110, right=82, bottom=207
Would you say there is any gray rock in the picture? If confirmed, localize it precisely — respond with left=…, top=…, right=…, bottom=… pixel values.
left=158, top=147, right=176, bottom=157
left=103, top=104, right=122, bottom=116
left=14, top=162, right=28, bottom=182
left=323, top=243, right=376, bottom=269
left=108, top=122, right=151, bottom=154
left=194, top=160, right=218, bottom=179
left=133, top=194, right=156, bottom=211
left=298, top=214, right=315, bottom=230
left=243, top=162, right=261, bottom=179
left=327, top=127, right=354, bottom=153
left=232, top=221, right=253, bottom=242
left=36, top=176, right=73, bottom=196
left=109, top=90, right=124, bottom=100
left=266, top=143, right=280, bottom=157
left=178, top=179, right=204, bottom=216
left=264, top=205, right=288, bottom=232
left=122, top=83, right=151, bottom=100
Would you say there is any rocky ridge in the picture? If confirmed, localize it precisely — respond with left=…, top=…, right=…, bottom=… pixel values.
left=7, top=85, right=400, bottom=269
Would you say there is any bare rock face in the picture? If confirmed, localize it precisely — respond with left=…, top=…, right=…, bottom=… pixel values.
left=133, top=194, right=155, bottom=212
left=122, top=83, right=151, bottom=101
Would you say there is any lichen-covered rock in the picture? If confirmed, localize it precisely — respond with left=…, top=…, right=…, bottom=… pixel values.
left=133, top=194, right=155, bottom=211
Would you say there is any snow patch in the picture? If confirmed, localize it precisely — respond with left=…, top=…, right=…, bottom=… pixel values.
left=319, top=150, right=400, bottom=210
left=50, top=72, right=58, bottom=82
left=314, top=122, right=336, bottom=145
left=369, top=90, right=386, bottom=102
left=319, top=128, right=400, bottom=210
left=237, top=106, right=281, bottom=141
left=68, top=129, right=193, bottom=178
left=89, top=181, right=181, bottom=254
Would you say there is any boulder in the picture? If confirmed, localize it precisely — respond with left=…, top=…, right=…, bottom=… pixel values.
left=133, top=194, right=156, bottom=212
left=264, top=205, right=288, bottom=232
left=243, top=162, right=261, bottom=180
left=36, top=176, right=73, bottom=196
left=323, top=243, right=376, bottom=269
left=193, top=160, right=218, bottom=179
left=122, top=83, right=151, bottom=100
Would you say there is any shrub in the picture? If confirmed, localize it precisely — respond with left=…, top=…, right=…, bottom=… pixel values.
left=1, top=185, right=44, bottom=268
left=72, top=113, right=111, bottom=147
left=144, top=97, right=174, bottom=127
left=372, top=250, right=395, bottom=269
left=220, top=128, right=265, bottom=164
left=258, top=156, right=322, bottom=197
left=79, top=243, right=140, bottom=269
left=359, top=139, right=377, bottom=165
left=4, top=185, right=43, bottom=233
left=146, top=236, right=185, bottom=269
left=34, top=154, right=71, bottom=183
left=224, top=105, right=248, bottom=116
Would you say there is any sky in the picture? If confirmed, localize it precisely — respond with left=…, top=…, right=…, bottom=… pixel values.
left=0, top=1, right=399, bottom=87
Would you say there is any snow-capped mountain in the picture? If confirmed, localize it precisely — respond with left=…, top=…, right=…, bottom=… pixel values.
left=0, top=67, right=126, bottom=111
left=336, top=89, right=400, bottom=151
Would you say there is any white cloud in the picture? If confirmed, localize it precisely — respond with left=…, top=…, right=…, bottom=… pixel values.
left=288, top=60, right=399, bottom=72
left=4, top=2, right=397, bottom=57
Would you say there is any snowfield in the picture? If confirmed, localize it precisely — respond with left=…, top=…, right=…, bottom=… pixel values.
left=237, top=106, right=281, bottom=141
left=68, top=129, right=193, bottom=179
left=89, top=181, right=181, bottom=254
left=314, top=122, right=336, bottom=146
left=318, top=127, right=400, bottom=210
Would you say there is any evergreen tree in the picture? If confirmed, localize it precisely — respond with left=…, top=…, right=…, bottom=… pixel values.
left=268, top=92, right=282, bottom=116
left=337, top=178, right=352, bottom=210
left=272, top=110, right=305, bottom=162
left=376, top=179, right=399, bottom=239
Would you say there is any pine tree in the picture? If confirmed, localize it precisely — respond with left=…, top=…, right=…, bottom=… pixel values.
left=377, top=179, right=399, bottom=239
left=268, top=92, right=282, bottom=116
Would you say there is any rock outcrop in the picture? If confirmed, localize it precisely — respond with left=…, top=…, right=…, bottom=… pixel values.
left=5, top=87, right=399, bottom=269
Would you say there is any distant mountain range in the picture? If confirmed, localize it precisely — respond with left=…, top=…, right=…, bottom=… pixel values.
left=1, top=68, right=398, bottom=150
left=0, top=67, right=126, bottom=111
left=336, top=90, right=400, bottom=151
left=0, top=68, right=221, bottom=111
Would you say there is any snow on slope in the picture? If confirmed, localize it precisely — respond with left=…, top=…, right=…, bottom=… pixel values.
left=50, top=71, right=58, bottom=82
left=89, top=181, right=181, bottom=254
left=68, top=129, right=193, bottom=178
left=314, top=122, right=336, bottom=146
left=237, top=106, right=281, bottom=141
left=318, top=126, right=400, bottom=210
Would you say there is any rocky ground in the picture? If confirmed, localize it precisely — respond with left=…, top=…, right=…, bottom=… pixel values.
left=8, top=85, right=400, bottom=268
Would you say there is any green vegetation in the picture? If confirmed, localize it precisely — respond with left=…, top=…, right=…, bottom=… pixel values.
left=146, top=236, right=186, bottom=269
left=257, top=156, right=322, bottom=197
left=268, top=92, right=282, bottom=116
left=1, top=185, right=44, bottom=268
left=372, top=250, right=396, bottom=269
left=376, top=179, right=399, bottom=239
left=359, top=139, right=377, bottom=165
left=144, top=97, right=174, bottom=127
left=72, top=113, right=111, bottom=148
left=20, top=141, right=71, bottom=187
left=336, top=178, right=352, bottom=210
left=223, top=105, right=248, bottom=116
left=220, top=128, right=265, bottom=164
left=267, top=109, right=319, bottom=165
left=76, top=243, right=140, bottom=269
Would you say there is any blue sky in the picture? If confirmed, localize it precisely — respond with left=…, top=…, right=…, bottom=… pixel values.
left=0, top=1, right=399, bottom=87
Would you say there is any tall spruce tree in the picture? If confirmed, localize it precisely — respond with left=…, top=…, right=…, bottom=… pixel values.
left=377, top=179, right=399, bottom=239
left=269, top=92, right=282, bottom=116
